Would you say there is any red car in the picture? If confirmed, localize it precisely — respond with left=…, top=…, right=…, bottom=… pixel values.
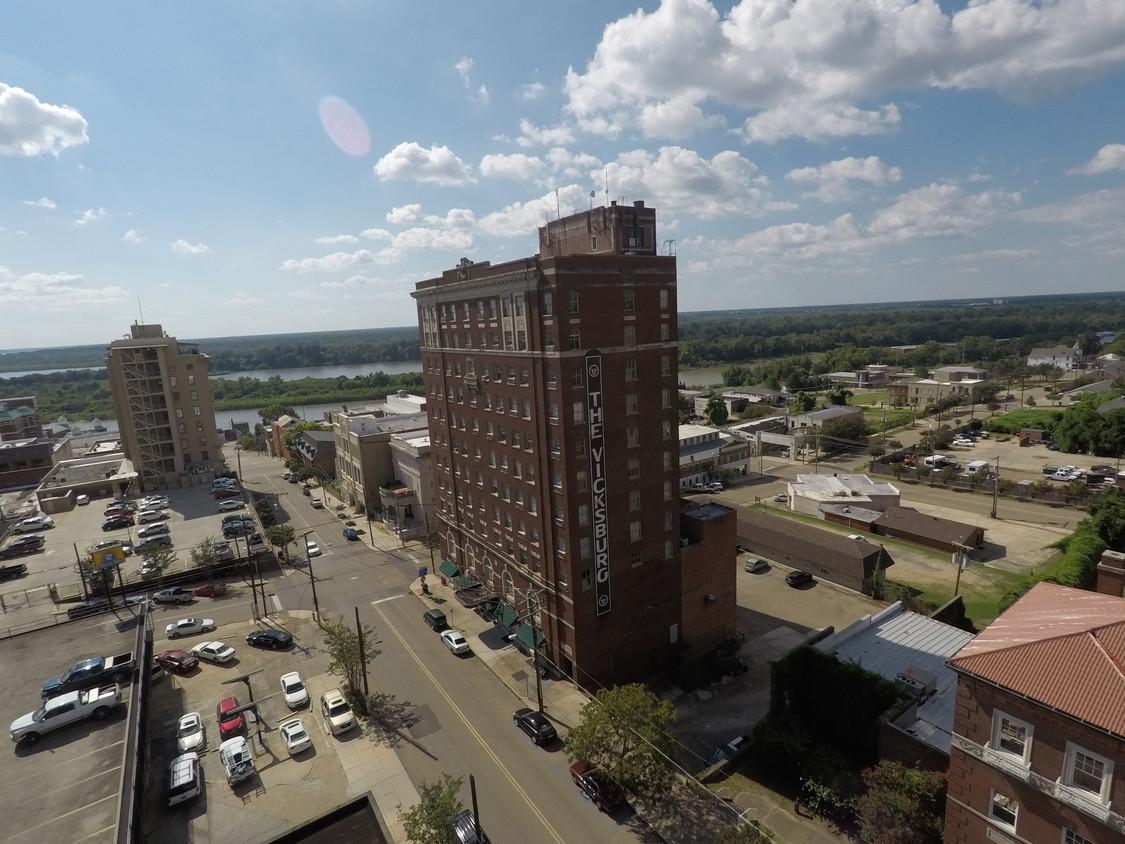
left=213, top=488, right=241, bottom=500
left=217, top=696, right=244, bottom=738
left=194, top=583, right=228, bottom=598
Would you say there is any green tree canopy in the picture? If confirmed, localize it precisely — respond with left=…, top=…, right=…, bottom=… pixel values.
left=258, top=403, right=297, bottom=423
left=398, top=773, right=464, bottom=844
left=563, top=684, right=678, bottom=800
left=321, top=616, right=380, bottom=695
left=704, top=395, right=729, bottom=426
left=854, top=761, right=945, bottom=844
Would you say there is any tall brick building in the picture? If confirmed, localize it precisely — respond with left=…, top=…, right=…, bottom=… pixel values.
left=412, top=202, right=735, bottom=687
left=945, top=582, right=1125, bottom=844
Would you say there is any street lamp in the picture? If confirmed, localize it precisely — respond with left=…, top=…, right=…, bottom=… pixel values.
left=234, top=444, right=243, bottom=479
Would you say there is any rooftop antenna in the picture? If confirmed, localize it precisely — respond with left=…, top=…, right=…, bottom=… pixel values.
left=604, top=168, right=609, bottom=205
left=138, top=296, right=144, bottom=324
left=588, top=189, right=595, bottom=210
left=555, top=188, right=560, bottom=221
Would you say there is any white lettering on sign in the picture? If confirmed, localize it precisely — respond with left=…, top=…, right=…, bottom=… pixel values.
left=586, top=351, right=611, bottom=615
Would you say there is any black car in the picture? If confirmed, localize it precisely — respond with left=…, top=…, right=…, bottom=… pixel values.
left=785, top=570, right=814, bottom=588
left=513, top=707, right=557, bottom=745
left=102, top=515, right=134, bottom=531
left=67, top=600, right=111, bottom=619
left=0, top=563, right=29, bottom=580
left=246, top=629, right=294, bottom=650
left=223, top=523, right=253, bottom=538
left=0, top=536, right=44, bottom=558
left=136, top=535, right=172, bottom=550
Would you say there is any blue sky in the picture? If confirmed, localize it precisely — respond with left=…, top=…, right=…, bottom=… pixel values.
left=3, top=0, right=1125, bottom=349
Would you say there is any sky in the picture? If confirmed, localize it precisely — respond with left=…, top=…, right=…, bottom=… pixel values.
left=3, top=0, right=1125, bottom=350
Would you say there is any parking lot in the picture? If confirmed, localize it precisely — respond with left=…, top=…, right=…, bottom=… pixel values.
left=0, top=482, right=269, bottom=629
left=143, top=611, right=360, bottom=844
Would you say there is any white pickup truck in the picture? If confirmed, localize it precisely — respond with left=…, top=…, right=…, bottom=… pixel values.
left=11, top=683, right=122, bottom=744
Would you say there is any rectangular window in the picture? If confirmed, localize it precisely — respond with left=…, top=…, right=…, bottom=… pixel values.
left=573, top=401, right=585, bottom=424
left=576, top=470, right=589, bottom=492
left=662, top=420, right=672, bottom=440
left=575, top=436, right=587, bottom=457
left=549, top=404, right=559, bottom=424
left=572, top=366, right=584, bottom=387
left=629, top=490, right=641, bottom=512
left=625, top=359, right=637, bottom=381
left=665, top=539, right=674, bottom=559
left=507, top=365, right=516, bottom=384
left=522, top=399, right=531, bottom=419
left=1066, top=743, right=1112, bottom=799
left=660, top=289, right=669, bottom=310
left=581, top=568, right=592, bottom=589
left=623, top=289, right=635, bottom=312
left=569, top=329, right=581, bottom=350
left=580, top=537, right=591, bottom=559
left=624, top=324, right=636, bottom=347
left=628, top=458, right=640, bottom=479
left=662, top=388, right=671, bottom=409
left=1064, top=830, right=1095, bottom=844
left=631, top=551, right=643, bottom=567
left=193, top=406, right=201, bottom=416
left=557, top=568, right=568, bottom=591
left=661, top=322, right=670, bottom=341
left=661, top=355, right=671, bottom=376
left=992, top=712, right=1032, bottom=762
left=547, top=366, right=557, bottom=389
left=568, top=291, right=579, bottom=313
left=630, top=521, right=642, bottom=542
left=627, top=426, right=639, bottom=448
left=626, top=394, right=638, bottom=415
left=989, top=791, right=1017, bottom=828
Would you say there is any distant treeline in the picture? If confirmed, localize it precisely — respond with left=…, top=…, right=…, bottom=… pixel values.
left=677, top=293, right=1125, bottom=368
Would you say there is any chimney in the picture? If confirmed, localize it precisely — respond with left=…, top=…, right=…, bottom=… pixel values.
left=1097, top=550, right=1125, bottom=597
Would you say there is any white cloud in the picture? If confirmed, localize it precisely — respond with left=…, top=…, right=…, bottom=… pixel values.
left=606, top=146, right=781, bottom=219
left=392, top=227, right=473, bottom=252
left=122, top=229, right=144, bottom=243
left=74, top=207, right=108, bottom=227
left=454, top=57, right=490, bottom=105
left=1068, top=144, right=1125, bottom=175
left=226, top=293, right=263, bottom=306
left=545, top=147, right=602, bottom=179
left=638, top=95, right=723, bottom=140
left=564, top=0, right=1125, bottom=143
left=519, top=82, right=547, bottom=101
left=0, top=265, right=125, bottom=304
left=515, top=119, right=576, bottom=148
left=171, top=238, right=212, bottom=255
left=360, top=227, right=393, bottom=241
left=478, top=186, right=591, bottom=237
left=373, top=142, right=473, bottom=185
left=22, top=196, right=56, bottom=209
left=279, top=250, right=375, bottom=272
left=316, top=234, right=358, bottom=244
left=786, top=156, right=903, bottom=202
left=0, top=84, right=89, bottom=156
left=385, top=205, right=477, bottom=229
left=1021, top=185, right=1125, bottom=230
left=480, top=153, right=548, bottom=183
left=321, top=274, right=379, bottom=288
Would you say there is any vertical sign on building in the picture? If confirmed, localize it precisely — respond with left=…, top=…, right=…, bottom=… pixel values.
left=586, top=350, right=612, bottom=616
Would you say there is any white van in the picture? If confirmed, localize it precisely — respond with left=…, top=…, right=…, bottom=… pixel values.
left=923, top=455, right=954, bottom=469
left=167, top=752, right=201, bottom=806
left=966, top=460, right=989, bottom=475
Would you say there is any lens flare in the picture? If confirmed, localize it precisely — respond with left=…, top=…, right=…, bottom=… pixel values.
left=318, top=96, right=370, bottom=157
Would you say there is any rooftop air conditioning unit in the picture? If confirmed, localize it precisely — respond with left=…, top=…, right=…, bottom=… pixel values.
left=895, top=666, right=937, bottom=697
left=680, top=536, right=689, bottom=548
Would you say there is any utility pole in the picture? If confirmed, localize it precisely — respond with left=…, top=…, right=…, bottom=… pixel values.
left=302, top=531, right=321, bottom=624
left=524, top=588, right=544, bottom=712
left=354, top=606, right=370, bottom=711
left=990, top=457, right=1000, bottom=519
left=952, top=544, right=969, bottom=596
left=244, top=533, right=260, bottom=619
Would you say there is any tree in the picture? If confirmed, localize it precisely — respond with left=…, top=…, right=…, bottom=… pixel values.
left=266, top=524, right=296, bottom=562
left=258, top=403, right=296, bottom=423
left=854, top=761, right=945, bottom=844
left=142, top=546, right=177, bottom=588
left=564, top=684, right=678, bottom=800
left=321, top=616, right=380, bottom=695
left=826, top=383, right=853, bottom=406
left=789, top=391, right=816, bottom=414
left=254, top=498, right=277, bottom=528
left=704, top=395, right=729, bottom=426
left=190, top=536, right=220, bottom=582
left=821, top=412, right=870, bottom=445
left=677, top=392, right=694, bottom=423
left=398, top=773, right=463, bottom=844
left=716, top=823, right=772, bottom=844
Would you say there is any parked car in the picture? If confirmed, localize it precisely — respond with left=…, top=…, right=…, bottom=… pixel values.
left=155, top=650, right=199, bottom=674
left=66, top=600, right=111, bottom=619
left=191, top=641, right=236, bottom=663
left=75, top=494, right=90, bottom=505
left=214, top=488, right=241, bottom=500
left=246, top=628, right=293, bottom=650
left=12, top=515, right=53, bottom=533
left=102, top=515, right=134, bottom=531
left=279, top=718, right=312, bottom=755
left=423, top=608, right=448, bottom=631
left=136, top=535, right=173, bottom=551
left=0, top=562, right=29, bottom=580
left=214, top=542, right=234, bottom=561
left=167, top=752, right=202, bottom=807
left=219, top=736, right=255, bottom=785
left=706, top=734, right=751, bottom=766
left=342, top=528, right=359, bottom=541
left=92, top=538, right=134, bottom=556
left=742, top=557, right=768, bottom=573
left=223, top=522, right=252, bottom=538
left=140, top=496, right=170, bottom=510
left=440, top=629, right=471, bottom=655
left=310, top=499, right=324, bottom=509
left=176, top=712, right=206, bottom=752
left=772, top=493, right=787, bottom=503
left=217, top=498, right=245, bottom=512
left=320, top=688, right=356, bottom=735
left=280, top=671, right=309, bottom=709
left=570, top=760, right=625, bottom=812
left=152, top=587, right=195, bottom=604
left=706, top=481, right=724, bottom=492
left=104, top=501, right=137, bottom=515
left=166, top=617, right=216, bottom=639
left=0, top=534, right=44, bottom=558
left=513, top=707, right=557, bottom=745
left=137, top=522, right=171, bottom=539
left=138, top=558, right=162, bottom=579
left=785, top=570, right=814, bottom=588
left=216, top=696, right=244, bottom=738
left=452, top=809, right=492, bottom=844
left=194, top=582, right=228, bottom=598
left=305, top=542, right=322, bottom=557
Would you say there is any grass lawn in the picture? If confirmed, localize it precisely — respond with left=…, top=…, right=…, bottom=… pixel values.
left=987, top=409, right=1060, bottom=431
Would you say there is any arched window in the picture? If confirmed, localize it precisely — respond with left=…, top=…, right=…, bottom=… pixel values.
left=446, top=531, right=459, bottom=566
left=483, top=556, right=494, bottom=586
left=502, top=570, right=515, bottom=602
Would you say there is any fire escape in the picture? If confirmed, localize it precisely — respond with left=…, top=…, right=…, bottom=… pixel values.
left=121, top=347, right=175, bottom=489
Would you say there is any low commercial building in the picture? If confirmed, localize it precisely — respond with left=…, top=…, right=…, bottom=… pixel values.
left=33, top=454, right=137, bottom=512
left=736, top=509, right=894, bottom=596
left=815, top=602, right=974, bottom=771
left=330, top=408, right=431, bottom=522
left=872, top=506, right=984, bottom=554
left=0, top=436, right=69, bottom=490
left=787, top=473, right=900, bottom=518
left=678, top=424, right=750, bottom=489
left=289, top=430, right=336, bottom=481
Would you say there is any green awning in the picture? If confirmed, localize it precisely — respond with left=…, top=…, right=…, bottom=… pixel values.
left=439, top=559, right=460, bottom=578
left=515, top=624, right=545, bottom=649
left=493, top=602, right=519, bottom=628
left=451, top=574, right=478, bottom=590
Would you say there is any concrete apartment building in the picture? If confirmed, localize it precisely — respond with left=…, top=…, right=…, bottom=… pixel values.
left=945, top=583, right=1125, bottom=844
left=105, top=323, right=220, bottom=491
left=412, top=201, right=736, bottom=687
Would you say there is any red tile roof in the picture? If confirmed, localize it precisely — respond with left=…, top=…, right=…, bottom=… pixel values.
left=949, top=582, right=1125, bottom=736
